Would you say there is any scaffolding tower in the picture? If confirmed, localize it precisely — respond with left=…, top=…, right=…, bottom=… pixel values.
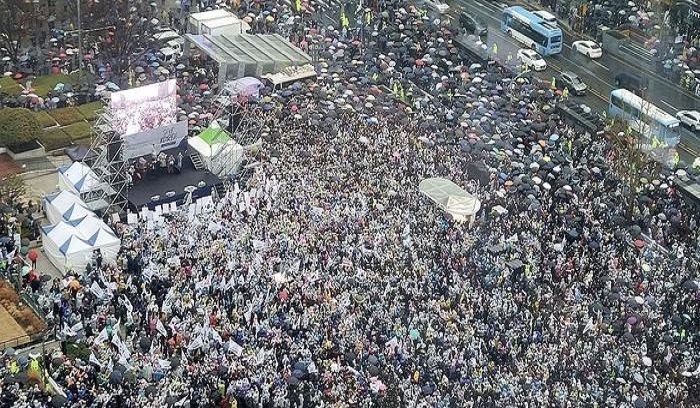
left=83, top=96, right=128, bottom=216
left=189, top=80, right=267, bottom=180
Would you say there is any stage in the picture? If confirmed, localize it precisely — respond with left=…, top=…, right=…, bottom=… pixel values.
left=126, top=151, right=222, bottom=210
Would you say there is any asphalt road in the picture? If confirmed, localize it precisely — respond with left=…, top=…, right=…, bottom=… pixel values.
left=448, top=0, right=700, bottom=160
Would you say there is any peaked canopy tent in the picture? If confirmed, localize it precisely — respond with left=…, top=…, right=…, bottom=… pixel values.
left=188, top=123, right=245, bottom=177
left=41, top=215, right=120, bottom=274
left=58, top=161, right=100, bottom=196
left=419, top=178, right=482, bottom=225
left=184, top=33, right=312, bottom=87
left=44, top=190, right=90, bottom=224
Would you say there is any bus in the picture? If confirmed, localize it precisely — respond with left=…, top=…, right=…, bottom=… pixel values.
left=608, top=89, right=681, bottom=147
left=501, top=6, right=563, bottom=55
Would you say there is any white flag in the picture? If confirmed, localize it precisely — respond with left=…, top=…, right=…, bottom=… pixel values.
left=156, top=319, right=168, bottom=338
left=90, top=282, right=105, bottom=299
left=89, top=352, right=103, bottom=368
left=227, top=341, right=243, bottom=356
left=187, top=336, right=204, bottom=351
left=93, top=327, right=109, bottom=344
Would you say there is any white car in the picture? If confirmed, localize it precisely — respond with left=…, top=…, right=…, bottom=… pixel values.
left=677, top=110, right=700, bottom=131
left=423, top=0, right=450, bottom=14
left=573, top=40, right=603, bottom=58
left=517, top=49, right=547, bottom=71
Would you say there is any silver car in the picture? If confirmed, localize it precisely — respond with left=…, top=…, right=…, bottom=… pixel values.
left=560, top=71, right=587, bottom=95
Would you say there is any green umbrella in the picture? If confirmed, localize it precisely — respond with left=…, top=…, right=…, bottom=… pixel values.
left=409, top=329, right=420, bottom=340
left=20, top=246, right=28, bottom=255
left=21, top=265, right=30, bottom=276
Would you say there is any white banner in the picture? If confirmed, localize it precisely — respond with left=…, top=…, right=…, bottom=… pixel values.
left=122, top=121, right=187, bottom=160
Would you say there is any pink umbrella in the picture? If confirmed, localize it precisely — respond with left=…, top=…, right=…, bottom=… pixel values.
left=199, top=83, right=209, bottom=91
left=278, top=289, right=289, bottom=301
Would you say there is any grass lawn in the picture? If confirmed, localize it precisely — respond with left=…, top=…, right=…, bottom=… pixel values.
left=63, top=121, right=93, bottom=141
left=30, top=73, right=81, bottom=96
left=48, top=107, right=84, bottom=126
left=33, top=111, right=56, bottom=128
left=0, top=77, right=23, bottom=97
left=40, top=127, right=72, bottom=151
left=76, top=101, right=103, bottom=121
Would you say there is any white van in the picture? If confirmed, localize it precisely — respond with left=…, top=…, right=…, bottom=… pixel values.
left=533, top=10, right=557, bottom=24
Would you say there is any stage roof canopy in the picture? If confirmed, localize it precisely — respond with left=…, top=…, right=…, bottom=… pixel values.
left=419, top=178, right=481, bottom=223
left=186, top=33, right=311, bottom=70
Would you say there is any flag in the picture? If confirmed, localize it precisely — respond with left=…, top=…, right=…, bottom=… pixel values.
left=89, top=352, right=103, bottom=368
left=90, top=282, right=105, bottom=299
left=156, top=319, right=168, bottom=338
left=93, top=327, right=109, bottom=344
left=187, top=336, right=204, bottom=351
left=227, top=341, right=243, bottom=356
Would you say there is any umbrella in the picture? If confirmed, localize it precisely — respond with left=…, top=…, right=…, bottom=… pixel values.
left=368, top=365, right=380, bottom=376
left=288, top=376, right=300, bottom=386
left=109, top=370, right=123, bottom=384
left=51, top=395, right=69, bottom=407
left=368, top=355, right=379, bottom=365
left=634, top=396, right=647, bottom=408
left=409, top=329, right=420, bottom=340
left=139, top=337, right=152, bottom=351
left=27, top=249, right=38, bottom=261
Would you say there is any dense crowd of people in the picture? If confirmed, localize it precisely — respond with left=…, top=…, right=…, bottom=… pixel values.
left=1, top=0, right=700, bottom=407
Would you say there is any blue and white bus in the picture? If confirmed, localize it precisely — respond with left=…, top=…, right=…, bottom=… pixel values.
left=501, top=6, right=563, bottom=55
left=608, top=89, right=681, bottom=146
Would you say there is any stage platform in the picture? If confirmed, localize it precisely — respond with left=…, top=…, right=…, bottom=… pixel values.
left=127, top=151, right=222, bottom=210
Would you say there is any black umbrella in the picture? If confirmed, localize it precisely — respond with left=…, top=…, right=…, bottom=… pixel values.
left=51, top=395, right=69, bottom=407
left=368, top=365, right=380, bottom=376
left=109, top=370, right=123, bottom=385
left=634, top=397, right=647, bottom=408
left=139, top=337, right=152, bottom=351
left=288, top=376, right=300, bottom=386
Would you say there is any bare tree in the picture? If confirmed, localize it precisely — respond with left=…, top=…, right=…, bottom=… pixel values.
left=63, top=0, right=158, bottom=85
left=0, top=0, right=37, bottom=62
left=606, top=95, right=660, bottom=218
left=0, top=174, right=26, bottom=208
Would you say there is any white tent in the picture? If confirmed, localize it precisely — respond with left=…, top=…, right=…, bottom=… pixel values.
left=44, top=190, right=89, bottom=224
left=188, top=123, right=245, bottom=177
left=419, top=178, right=482, bottom=224
left=58, top=161, right=100, bottom=195
left=41, top=216, right=120, bottom=274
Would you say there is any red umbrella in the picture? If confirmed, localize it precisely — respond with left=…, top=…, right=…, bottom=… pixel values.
left=199, top=83, right=209, bottom=91
left=415, top=59, right=424, bottom=66
left=27, top=249, right=38, bottom=261
left=278, top=289, right=289, bottom=301
left=633, top=239, right=645, bottom=248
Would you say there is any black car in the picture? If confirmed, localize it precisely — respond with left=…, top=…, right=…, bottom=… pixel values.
left=459, top=12, right=487, bottom=36
left=614, top=72, right=648, bottom=95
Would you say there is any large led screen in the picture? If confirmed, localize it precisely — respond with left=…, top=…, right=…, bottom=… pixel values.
left=110, top=79, right=177, bottom=136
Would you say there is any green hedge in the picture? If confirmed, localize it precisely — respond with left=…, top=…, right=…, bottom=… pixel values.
left=0, top=108, right=43, bottom=149
left=0, top=77, right=23, bottom=97
left=33, top=111, right=56, bottom=128
left=49, top=107, right=83, bottom=126
left=63, top=121, right=93, bottom=141
left=77, top=101, right=103, bottom=121
left=40, top=127, right=72, bottom=151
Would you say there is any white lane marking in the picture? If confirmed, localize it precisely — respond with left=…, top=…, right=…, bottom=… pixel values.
left=562, top=42, right=571, bottom=49
left=660, top=100, right=677, bottom=112
left=590, top=59, right=610, bottom=71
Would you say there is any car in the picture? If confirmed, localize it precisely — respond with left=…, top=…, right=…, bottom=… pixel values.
left=533, top=10, right=557, bottom=24
left=559, top=71, right=587, bottom=95
left=423, top=0, right=450, bottom=14
left=572, top=40, right=603, bottom=58
left=517, top=49, right=547, bottom=71
left=677, top=110, right=700, bottom=131
left=459, top=12, right=487, bottom=36
left=614, top=72, right=648, bottom=95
